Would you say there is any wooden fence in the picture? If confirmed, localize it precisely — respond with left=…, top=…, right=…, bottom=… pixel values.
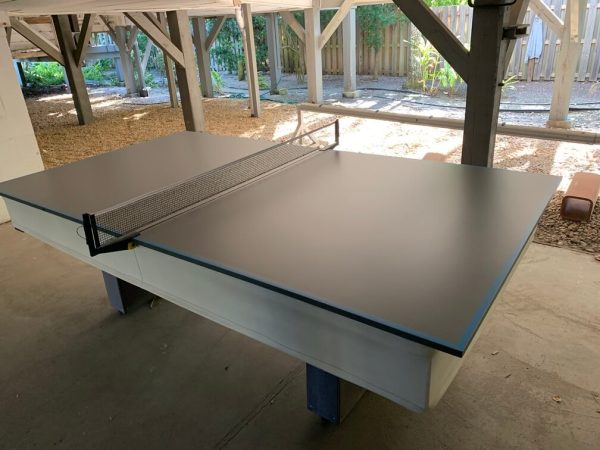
left=278, top=1, right=600, bottom=81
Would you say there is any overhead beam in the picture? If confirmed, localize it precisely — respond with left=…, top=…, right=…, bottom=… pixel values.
left=281, top=11, right=306, bottom=43
left=319, top=0, right=354, bottom=49
left=52, top=15, right=93, bottom=125
left=392, top=0, right=469, bottom=82
left=142, top=11, right=164, bottom=31
left=9, top=17, right=64, bottom=65
left=166, top=10, right=205, bottom=131
left=529, top=0, right=564, bottom=35
left=125, top=12, right=185, bottom=67
left=205, top=16, right=225, bottom=50
left=74, top=13, right=96, bottom=67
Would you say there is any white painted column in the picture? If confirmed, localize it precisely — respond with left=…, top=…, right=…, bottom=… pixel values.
left=342, top=6, right=358, bottom=98
left=266, top=13, right=282, bottom=94
left=0, top=21, right=44, bottom=223
left=237, top=4, right=261, bottom=117
left=547, top=0, right=586, bottom=128
left=305, top=1, right=323, bottom=104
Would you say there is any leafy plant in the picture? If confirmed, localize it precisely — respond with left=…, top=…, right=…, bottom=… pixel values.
left=357, top=5, right=402, bottom=78
left=211, top=69, right=224, bottom=93
left=144, top=71, right=158, bottom=88
left=82, top=59, right=113, bottom=82
left=22, top=62, right=65, bottom=86
left=258, top=75, right=269, bottom=90
left=438, top=61, right=460, bottom=94
left=410, top=37, right=462, bottom=95
left=501, top=75, right=519, bottom=91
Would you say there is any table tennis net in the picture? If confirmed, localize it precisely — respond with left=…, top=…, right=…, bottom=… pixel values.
left=82, top=120, right=339, bottom=256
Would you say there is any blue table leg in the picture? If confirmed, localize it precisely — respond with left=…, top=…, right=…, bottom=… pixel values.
left=306, top=364, right=366, bottom=424
left=101, top=272, right=155, bottom=314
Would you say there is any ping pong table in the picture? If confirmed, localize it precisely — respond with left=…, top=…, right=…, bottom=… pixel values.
left=0, top=123, right=560, bottom=423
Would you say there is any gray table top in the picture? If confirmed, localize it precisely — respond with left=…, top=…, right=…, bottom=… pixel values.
left=0, top=131, right=561, bottom=356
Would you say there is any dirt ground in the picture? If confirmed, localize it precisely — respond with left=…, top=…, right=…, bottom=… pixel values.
left=24, top=88, right=600, bottom=254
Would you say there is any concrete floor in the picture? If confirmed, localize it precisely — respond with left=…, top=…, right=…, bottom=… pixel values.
left=1, top=222, right=599, bottom=450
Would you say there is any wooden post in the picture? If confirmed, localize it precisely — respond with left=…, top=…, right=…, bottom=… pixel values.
left=52, top=15, right=93, bottom=125
left=342, top=7, right=358, bottom=98
left=547, top=0, right=586, bottom=128
left=461, top=5, right=509, bottom=167
left=305, top=1, right=323, bottom=103
left=237, top=4, right=261, bottom=117
left=158, top=13, right=179, bottom=108
left=132, top=39, right=146, bottom=93
left=266, top=13, right=282, bottom=94
left=167, top=10, right=205, bottom=131
left=192, top=17, right=214, bottom=98
left=114, top=26, right=137, bottom=94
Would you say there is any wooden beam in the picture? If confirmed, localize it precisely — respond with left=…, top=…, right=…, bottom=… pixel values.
left=167, top=10, right=205, bottom=131
left=281, top=11, right=305, bottom=43
left=52, top=15, right=93, bottom=125
left=142, top=11, right=164, bottom=31
left=126, top=25, right=138, bottom=51
left=319, top=0, right=354, bottom=49
left=504, top=0, right=530, bottom=73
left=266, top=13, right=282, bottom=93
left=392, top=0, right=469, bottom=82
left=125, top=12, right=185, bottom=67
left=113, top=25, right=137, bottom=94
left=99, top=15, right=117, bottom=42
left=132, top=38, right=146, bottom=91
left=158, top=12, right=178, bottom=108
left=237, top=4, right=261, bottom=117
left=461, top=4, right=509, bottom=167
left=10, top=17, right=64, bottom=65
left=548, top=0, right=586, bottom=128
left=205, top=16, right=225, bottom=50
left=74, top=13, right=96, bottom=67
left=192, top=17, right=214, bottom=98
left=529, top=0, right=564, bottom=35
left=5, top=26, right=11, bottom=45
left=342, top=6, right=358, bottom=97
left=140, top=40, right=153, bottom=73
left=305, top=1, right=323, bottom=103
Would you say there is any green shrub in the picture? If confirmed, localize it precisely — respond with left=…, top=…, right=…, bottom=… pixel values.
left=83, top=59, right=114, bottom=83
left=211, top=70, right=224, bottom=93
left=144, top=71, right=158, bottom=88
left=23, top=62, right=64, bottom=86
left=258, top=75, right=269, bottom=90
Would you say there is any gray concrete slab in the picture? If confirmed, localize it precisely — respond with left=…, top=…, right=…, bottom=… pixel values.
left=0, top=222, right=599, bottom=449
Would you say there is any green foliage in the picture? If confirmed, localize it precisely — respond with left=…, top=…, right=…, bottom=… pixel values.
left=22, top=62, right=64, bottom=86
left=211, top=69, right=224, bottom=93
left=211, top=18, right=243, bottom=73
left=144, top=71, right=158, bottom=88
left=357, top=5, right=402, bottom=51
left=258, top=75, right=269, bottom=90
left=425, top=0, right=467, bottom=6
left=82, top=59, right=113, bottom=81
left=411, top=38, right=462, bottom=95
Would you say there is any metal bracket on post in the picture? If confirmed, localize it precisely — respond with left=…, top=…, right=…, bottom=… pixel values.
left=503, top=24, right=528, bottom=40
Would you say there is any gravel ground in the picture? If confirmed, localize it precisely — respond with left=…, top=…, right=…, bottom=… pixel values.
left=24, top=87, right=600, bottom=254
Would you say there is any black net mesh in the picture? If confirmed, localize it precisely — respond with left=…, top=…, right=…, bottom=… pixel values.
left=93, top=141, right=320, bottom=247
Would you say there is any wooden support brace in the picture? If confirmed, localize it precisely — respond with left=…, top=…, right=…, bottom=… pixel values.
left=158, top=12, right=178, bottom=108
left=126, top=26, right=138, bottom=51
left=281, top=11, right=306, bottom=43
left=10, top=17, right=65, bottom=65
left=52, top=15, right=93, bottom=125
left=319, top=0, right=354, bottom=49
left=140, top=40, right=153, bottom=74
left=206, top=16, right=225, bottom=51
left=74, top=13, right=96, bottom=67
left=392, top=0, right=469, bottom=82
left=125, top=12, right=185, bottom=68
left=461, top=4, right=509, bottom=167
left=142, top=11, right=165, bottom=32
left=192, top=17, right=214, bottom=98
left=238, top=4, right=261, bottom=117
left=167, top=10, right=205, bottom=131
left=5, top=26, right=11, bottom=45
left=529, top=0, right=564, bottom=35
left=305, top=2, right=323, bottom=103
